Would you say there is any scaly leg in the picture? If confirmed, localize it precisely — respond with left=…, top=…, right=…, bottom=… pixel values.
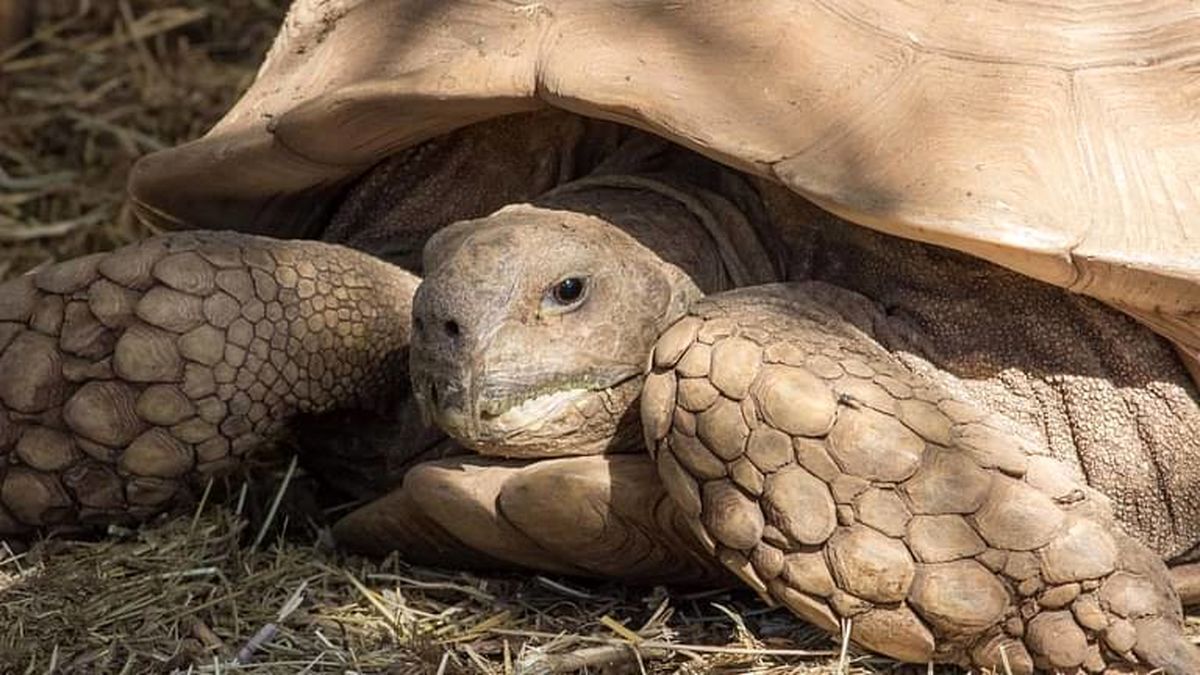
left=642, top=282, right=1200, bottom=674
left=0, top=232, right=417, bottom=532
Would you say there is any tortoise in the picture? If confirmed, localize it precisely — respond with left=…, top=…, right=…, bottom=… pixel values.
left=2, top=0, right=1200, bottom=672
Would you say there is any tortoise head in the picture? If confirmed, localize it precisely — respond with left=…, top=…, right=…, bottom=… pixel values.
left=410, top=202, right=704, bottom=457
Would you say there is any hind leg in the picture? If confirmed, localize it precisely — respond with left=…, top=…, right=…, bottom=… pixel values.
left=641, top=281, right=1199, bottom=674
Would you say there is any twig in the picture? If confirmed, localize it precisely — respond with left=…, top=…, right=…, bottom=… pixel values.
left=43, top=644, right=59, bottom=675
left=0, top=168, right=75, bottom=191
left=1000, top=641, right=1014, bottom=675
left=234, top=482, right=249, bottom=516
left=0, top=209, right=109, bottom=242
left=837, top=617, right=853, bottom=674
left=117, top=0, right=163, bottom=81
left=189, top=477, right=215, bottom=536
left=366, top=573, right=496, bottom=603
left=231, top=580, right=307, bottom=665
left=519, top=644, right=661, bottom=675
left=489, top=628, right=837, bottom=657
left=186, top=617, right=227, bottom=655
left=250, top=455, right=297, bottom=551
left=66, top=110, right=167, bottom=153
left=79, top=7, right=209, bottom=55
left=0, top=541, right=24, bottom=573
left=534, top=576, right=601, bottom=600
left=599, top=615, right=642, bottom=643
left=343, top=569, right=402, bottom=633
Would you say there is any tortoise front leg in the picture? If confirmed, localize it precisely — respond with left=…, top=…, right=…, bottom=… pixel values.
left=0, top=232, right=417, bottom=532
left=332, top=453, right=730, bottom=586
left=641, top=282, right=1200, bottom=674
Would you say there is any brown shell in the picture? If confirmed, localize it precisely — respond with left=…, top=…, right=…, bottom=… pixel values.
left=127, top=0, right=1200, bottom=379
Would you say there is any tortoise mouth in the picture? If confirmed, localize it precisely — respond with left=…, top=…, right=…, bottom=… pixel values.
left=476, top=369, right=642, bottom=420
left=416, top=367, right=644, bottom=457
left=477, top=387, right=590, bottom=430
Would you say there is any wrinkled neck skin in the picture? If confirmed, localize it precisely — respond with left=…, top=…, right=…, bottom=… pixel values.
left=410, top=178, right=747, bottom=458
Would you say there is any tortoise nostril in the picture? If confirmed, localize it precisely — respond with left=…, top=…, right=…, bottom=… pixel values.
left=443, top=320, right=460, bottom=337
left=429, top=381, right=440, bottom=406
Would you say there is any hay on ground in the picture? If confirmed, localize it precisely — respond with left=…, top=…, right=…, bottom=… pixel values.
left=0, top=3, right=1192, bottom=674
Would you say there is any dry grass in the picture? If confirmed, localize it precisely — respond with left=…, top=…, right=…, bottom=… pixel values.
left=0, top=2, right=1192, bottom=674
left=0, top=0, right=283, bottom=280
left=0, top=499, right=907, bottom=674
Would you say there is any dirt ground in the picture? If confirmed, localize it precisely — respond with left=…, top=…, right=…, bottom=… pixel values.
left=0, top=3, right=1193, bottom=674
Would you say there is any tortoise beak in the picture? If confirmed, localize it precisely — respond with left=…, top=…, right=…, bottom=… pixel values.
left=412, top=362, right=481, bottom=441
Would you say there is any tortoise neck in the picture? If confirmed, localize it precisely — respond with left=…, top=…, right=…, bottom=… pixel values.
left=537, top=172, right=782, bottom=294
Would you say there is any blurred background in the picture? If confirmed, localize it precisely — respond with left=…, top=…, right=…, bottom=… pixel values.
left=0, top=0, right=287, bottom=280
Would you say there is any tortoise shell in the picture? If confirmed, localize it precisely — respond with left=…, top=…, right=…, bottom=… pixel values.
left=127, top=0, right=1200, bottom=379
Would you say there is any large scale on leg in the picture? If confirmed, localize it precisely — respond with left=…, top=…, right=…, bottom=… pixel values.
left=643, top=283, right=1199, bottom=674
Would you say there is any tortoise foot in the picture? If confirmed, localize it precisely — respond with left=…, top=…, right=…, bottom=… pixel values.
left=333, top=453, right=729, bottom=586
left=0, top=232, right=417, bottom=533
left=642, top=282, right=1200, bottom=674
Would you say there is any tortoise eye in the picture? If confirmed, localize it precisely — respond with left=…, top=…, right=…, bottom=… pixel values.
left=550, top=277, right=587, bottom=306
